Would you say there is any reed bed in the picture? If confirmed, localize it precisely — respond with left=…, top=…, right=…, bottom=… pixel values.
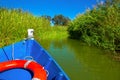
left=0, top=8, right=68, bottom=47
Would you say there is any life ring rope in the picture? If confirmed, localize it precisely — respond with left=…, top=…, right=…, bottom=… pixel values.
left=24, top=60, right=33, bottom=68
left=0, top=60, right=47, bottom=80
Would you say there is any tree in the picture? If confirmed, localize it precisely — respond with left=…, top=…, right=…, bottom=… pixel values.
left=67, top=0, right=120, bottom=52
left=41, top=15, right=51, bottom=21
left=52, top=14, right=71, bottom=26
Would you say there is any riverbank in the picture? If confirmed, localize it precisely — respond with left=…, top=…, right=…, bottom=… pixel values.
left=0, top=8, right=68, bottom=47
left=67, top=1, right=120, bottom=54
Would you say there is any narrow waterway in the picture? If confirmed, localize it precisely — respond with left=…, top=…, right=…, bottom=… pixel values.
left=40, top=39, right=120, bottom=80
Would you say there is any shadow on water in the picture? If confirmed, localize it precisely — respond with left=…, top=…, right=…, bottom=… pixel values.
left=40, top=39, right=120, bottom=80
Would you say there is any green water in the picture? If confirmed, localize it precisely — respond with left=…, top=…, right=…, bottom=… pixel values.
left=40, top=39, right=120, bottom=80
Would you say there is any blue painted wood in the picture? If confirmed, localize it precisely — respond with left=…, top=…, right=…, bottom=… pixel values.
left=0, top=39, right=70, bottom=80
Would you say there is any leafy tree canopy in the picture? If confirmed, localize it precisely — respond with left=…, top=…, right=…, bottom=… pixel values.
left=52, top=14, right=71, bottom=26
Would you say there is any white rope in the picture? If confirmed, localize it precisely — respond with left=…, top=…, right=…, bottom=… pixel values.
left=24, top=56, right=34, bottom=61
left=45, top=69, right=49, bottom=77
left=43, top=67, right=49, bottom=77
left=24, top=60, right=33, bottom=68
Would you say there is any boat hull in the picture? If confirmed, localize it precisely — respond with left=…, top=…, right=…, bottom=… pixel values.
left=0, top=39, right=70, bottom=80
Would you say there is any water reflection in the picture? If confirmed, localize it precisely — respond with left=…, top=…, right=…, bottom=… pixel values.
left=40, top=39, right=120, bottom=80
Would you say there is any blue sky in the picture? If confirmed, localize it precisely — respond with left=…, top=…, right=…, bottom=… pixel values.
left=0, top=0, right=97, bottom=19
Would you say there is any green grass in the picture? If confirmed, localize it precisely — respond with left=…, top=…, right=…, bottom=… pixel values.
left=0, top=8, right=68, bottom=47
left=39, top=26, right=68, bottom=40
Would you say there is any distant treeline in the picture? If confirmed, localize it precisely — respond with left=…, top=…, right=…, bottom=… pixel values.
left=41, top=14, right=71, bottom=26
left=67, top=0, right=120, bottom=53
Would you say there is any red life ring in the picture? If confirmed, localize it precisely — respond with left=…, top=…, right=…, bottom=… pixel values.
left=0, top=60, right=47, bottom=80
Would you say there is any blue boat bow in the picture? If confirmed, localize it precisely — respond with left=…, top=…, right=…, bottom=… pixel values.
left=0, top=39, right=70, bottom=80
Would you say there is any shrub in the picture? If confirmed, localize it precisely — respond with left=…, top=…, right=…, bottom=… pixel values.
left=67, top=0, right=120, bottom=52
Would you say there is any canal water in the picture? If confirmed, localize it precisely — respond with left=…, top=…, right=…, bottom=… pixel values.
left=40, top=39, right=120, bottom=80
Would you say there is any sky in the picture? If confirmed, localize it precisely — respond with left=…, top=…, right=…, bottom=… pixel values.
left=0, top=0, right=97, bottom=19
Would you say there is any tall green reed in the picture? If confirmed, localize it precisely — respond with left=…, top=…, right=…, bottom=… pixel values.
left=0, top=8, right=68, bottom=47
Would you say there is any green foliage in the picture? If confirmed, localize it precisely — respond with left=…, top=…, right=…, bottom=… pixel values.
left=38, top=25, right=68, bottom=40
left=41, top=15, right=51, bottom=21
left=52, top=14, right=71, bottom=26
left=67, top=0, right=120, bottom=52
left=0, top=8, right=68, bottom=47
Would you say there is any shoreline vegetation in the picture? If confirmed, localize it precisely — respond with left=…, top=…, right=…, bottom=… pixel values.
left=67, top=0, right=120, bottom=57
left=0, top=8, right=68, bottom=47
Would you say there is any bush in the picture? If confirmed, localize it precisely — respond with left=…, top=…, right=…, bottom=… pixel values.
left=67, top=0, right=120, bottom=52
